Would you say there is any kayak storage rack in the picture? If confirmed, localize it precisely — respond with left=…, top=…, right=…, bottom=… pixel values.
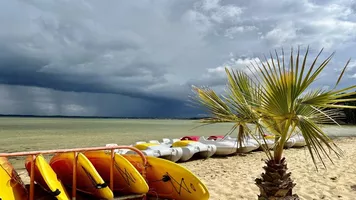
left=0, top=145, right=148, bottom=200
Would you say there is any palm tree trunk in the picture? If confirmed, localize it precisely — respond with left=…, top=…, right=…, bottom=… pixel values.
left=274, top=142, right=285, bottom=162
left=255, top=158, right=299, bottom=200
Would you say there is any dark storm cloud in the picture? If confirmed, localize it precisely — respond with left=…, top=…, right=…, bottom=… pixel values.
left=0, top=0, right=355, bottom=117
left=0, top=84, right=201, bottom=118
left=0, top=50, right=169, bottom=101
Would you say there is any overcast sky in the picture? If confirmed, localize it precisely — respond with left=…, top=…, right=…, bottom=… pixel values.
left=0, top=0, right=356, bottom=118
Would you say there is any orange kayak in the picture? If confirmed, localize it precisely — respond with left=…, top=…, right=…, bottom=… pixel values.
left=25, top=154, right=70, bottom=200
left=122, top=154, right=209, bottom=200
left=50, top=152, right=113, bottom=199
left=84, top=151, right=149, bottom=195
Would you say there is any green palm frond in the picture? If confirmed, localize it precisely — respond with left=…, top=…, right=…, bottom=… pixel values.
left=224, top=69, right=260, bottom=122
left=296, top=115, right=342, bottom=169
left=192, top=86, right=236, bottom=122
left=193, top=46, right=356, bottom=168
left=301, top=89, right=356, bottom=108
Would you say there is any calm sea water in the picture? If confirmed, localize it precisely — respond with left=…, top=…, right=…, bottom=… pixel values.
left=0, top=117, right=355, bottom=168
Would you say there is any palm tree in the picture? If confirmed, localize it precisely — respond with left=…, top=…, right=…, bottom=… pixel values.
left=192, top=47, right=356, bottom=200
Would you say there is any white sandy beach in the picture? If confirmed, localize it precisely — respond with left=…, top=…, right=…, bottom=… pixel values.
left=180, top=137, right=356, bottom=200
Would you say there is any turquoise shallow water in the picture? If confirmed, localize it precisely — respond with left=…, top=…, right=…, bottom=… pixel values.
left=0, top=117, right=355, bottom=168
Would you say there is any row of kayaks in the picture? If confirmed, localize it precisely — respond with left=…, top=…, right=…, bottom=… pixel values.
left=1, top=150, right=210, bottom=200
left=1, top=134, right=306, bottom=200
left=114, top=134, right=307, bottom=162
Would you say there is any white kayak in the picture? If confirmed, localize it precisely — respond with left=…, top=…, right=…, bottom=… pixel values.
left=284, top=137, right=297, bottom=148
left=222, top=134, right=297, bottom=150
left=237, top=139, right=261, bottom=153
left=290, top=134, right=306, bottom=147
left=157, top=138, right=180, bottom=145
left=106, top=143, right=183, bottom=162
left=209, top=136, right=261, bottom=153
left=199, top=136, right=259, bottom=155
left=169, top=140, right=217, bottom=162
left=262, top=136, right=297, bottom=149
left=132, top=143, right=183, bottom=162
left=256, top=136, right=297, bottom=150
left=257, top=135, right=302, bottom=149
left=257, top=138, right=275, bottom=150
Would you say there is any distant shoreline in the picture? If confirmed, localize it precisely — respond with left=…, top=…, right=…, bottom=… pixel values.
left=0, top=114, right=355, bottom=125
left=0, top=114, right=205, bottom=120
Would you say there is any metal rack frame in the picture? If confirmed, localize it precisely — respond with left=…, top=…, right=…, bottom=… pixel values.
left=0, top=146, right=148, bottom=200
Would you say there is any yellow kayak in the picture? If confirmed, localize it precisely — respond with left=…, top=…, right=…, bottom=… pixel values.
left=134, top=143, right=159, bottom=150
left=0, top=157, right=28, bottom=200
left=50, top=152, right=114, bottom=199
left=25, top=154, right=70, bottom=200
left=84, top=151, right=149, bottom=195
left=123, top=154, right=209, bottom=200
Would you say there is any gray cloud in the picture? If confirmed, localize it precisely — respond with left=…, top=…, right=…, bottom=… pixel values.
left=0, top=0, right=355, bottom=117
left=0, top=84, right=199, bottom=118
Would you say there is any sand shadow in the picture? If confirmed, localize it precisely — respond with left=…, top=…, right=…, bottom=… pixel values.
left=24, top=184, right=100, bottom=200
